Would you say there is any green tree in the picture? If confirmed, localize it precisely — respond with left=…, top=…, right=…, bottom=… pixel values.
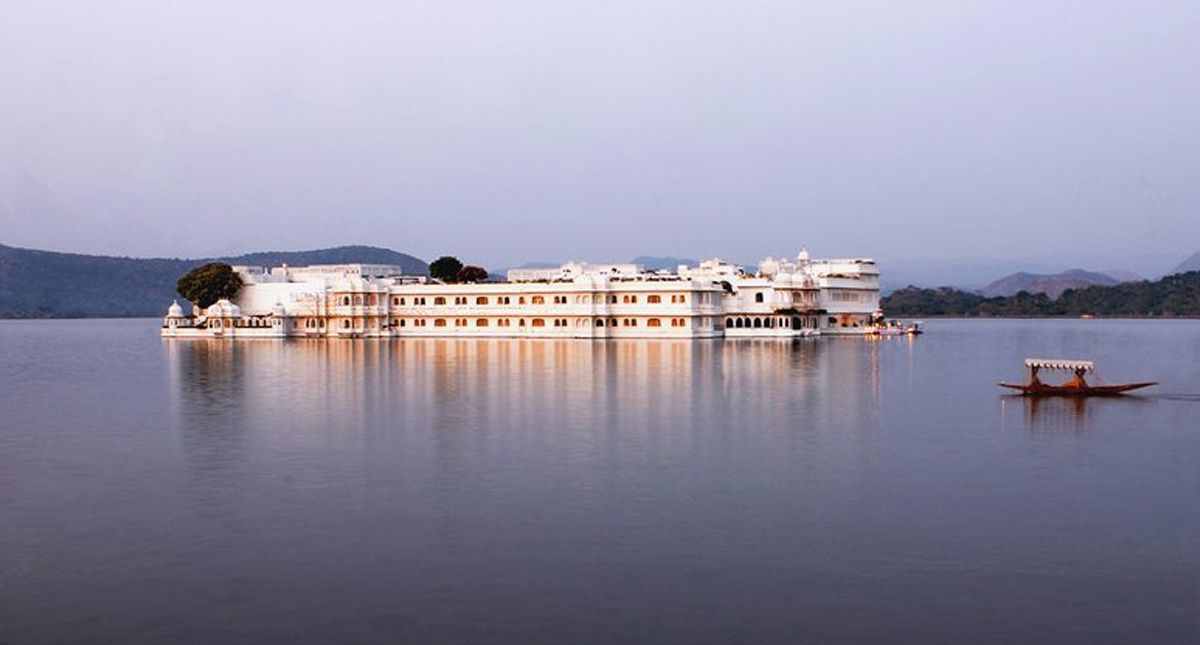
left=176, top=263, right=244, bottom=309
left=456, top=265, right=489, bottom=283
left=429, top=256, right=464, bottom=282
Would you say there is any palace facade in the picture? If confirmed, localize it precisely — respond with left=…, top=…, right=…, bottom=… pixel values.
left=162, top=251, right=881, bottom=339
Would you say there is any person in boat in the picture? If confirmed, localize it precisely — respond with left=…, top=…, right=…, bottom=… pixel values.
left=1069, top=367, right=1089, bottom=390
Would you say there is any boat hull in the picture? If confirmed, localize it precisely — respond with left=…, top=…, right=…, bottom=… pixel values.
left=997, top=382, right=1157, bottom=396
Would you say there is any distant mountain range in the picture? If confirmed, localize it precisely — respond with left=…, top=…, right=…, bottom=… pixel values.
left=631, top=256, right=700, bottom=271
left=879, top=251, right=1194, bottom=292
left=1172, top=251, right=1200, bottom=275
left=883, top=270, right=1200, bottom=317
left=0, top=243, right=426, bottom=318
left=978, top=269, right=1122, bottom=299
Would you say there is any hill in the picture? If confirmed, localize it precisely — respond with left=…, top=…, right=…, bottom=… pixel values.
left=978, top=269, right=1120, bottom=299
left=632, top=256, right=699, bottom=271
left=883, top=271, right=1200, bottom=317
left=1171, top=251, right=1200, bottom=275
left=0, top=244, right=427, bottom=318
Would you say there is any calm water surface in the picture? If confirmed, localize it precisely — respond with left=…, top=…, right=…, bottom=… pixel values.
left=1, top=319, right=1197, bottom=644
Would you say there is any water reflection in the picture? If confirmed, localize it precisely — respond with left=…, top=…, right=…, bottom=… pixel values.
left=9, top=320, right=1199, bottom=644
left=163, top=338, right=882, bottom=454
left=1000, top=393, right=1157, bottom=435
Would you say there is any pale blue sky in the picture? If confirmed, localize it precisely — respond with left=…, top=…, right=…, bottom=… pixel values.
left=2, top=1, right=1197, bottom=271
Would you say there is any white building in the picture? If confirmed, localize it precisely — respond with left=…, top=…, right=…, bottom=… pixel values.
left=162, top=251, right=882, bottom=339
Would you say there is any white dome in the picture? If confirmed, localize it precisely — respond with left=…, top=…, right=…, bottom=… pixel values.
left=271, top=301, right=287, bottom=316
left=206, top=299, right=240, bottom=317
left=166, top=300, right=184, bottom=317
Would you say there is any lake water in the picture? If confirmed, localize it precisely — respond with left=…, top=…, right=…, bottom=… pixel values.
left=1, top=319, right=1197, bottom=644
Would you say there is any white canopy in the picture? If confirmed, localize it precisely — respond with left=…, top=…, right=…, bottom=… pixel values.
left=1025, top=358, right=1094, bottom=372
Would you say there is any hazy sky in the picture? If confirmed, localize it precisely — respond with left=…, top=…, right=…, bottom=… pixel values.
left=2, top=1, right=1197, bottom=269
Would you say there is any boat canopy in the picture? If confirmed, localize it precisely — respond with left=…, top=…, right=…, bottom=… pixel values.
left=1024, top=358, right=1094, bottom=372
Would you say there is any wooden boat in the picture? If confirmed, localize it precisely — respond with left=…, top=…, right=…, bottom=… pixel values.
left=998, top=359, right=1156, bottom=396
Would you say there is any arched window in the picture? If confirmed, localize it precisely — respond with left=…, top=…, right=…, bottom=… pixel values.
left=753, top=318, right=762, bottom=328
left=678, top=295, right=686, bottom=304
left=476, top=319, right=488, bottom=327
left=532, top=318, right=545, bottom=327
left=368, top=295, right=377, bottom=306
left=532, top=296, right=544, bottom=304
left=434, top=297, right=446, bottom=305
left=341, top=296, right=350, bottom=306
left=596, top=319, right=605, bottom=327
left=434, top=319, right=446, bottom=327
left=476, top=296, right=488, bottom=305
left=342, top=320, right=350, bottom=329
left=610, top=295, right=617, bottom=304
left=755, top=292, right=764, bottom=303
left=647, top=295, right=661, bottom=304
left=726, top=318, right=733, bottom=328
left=648, top=319, right=661, bottom=327
left=519, top=319, right=526, bottom=327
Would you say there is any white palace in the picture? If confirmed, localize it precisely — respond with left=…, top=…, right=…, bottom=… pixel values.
left=161, top=250, right=882, bottom=339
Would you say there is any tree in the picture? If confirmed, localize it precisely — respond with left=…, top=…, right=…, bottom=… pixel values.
left=456, top=265, right=489, bottom=283
left=429, top=256, right=464, bottom=282
left=176, top=263, right=244, bottom=309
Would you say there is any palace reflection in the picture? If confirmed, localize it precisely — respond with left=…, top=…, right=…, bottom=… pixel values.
left=164, top=338, right=885, bottom=480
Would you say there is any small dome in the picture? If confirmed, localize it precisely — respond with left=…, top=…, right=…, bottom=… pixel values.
left=271, top=301, right=287, bottom=316
left=206, top=299, right=240, bottom=317
left=166, top=300, right=184, bottom=317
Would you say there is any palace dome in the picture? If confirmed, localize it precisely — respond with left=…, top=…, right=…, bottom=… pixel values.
left=206, top=299, right=240, bottom=317
left=166, top=300, right=184, bottom=317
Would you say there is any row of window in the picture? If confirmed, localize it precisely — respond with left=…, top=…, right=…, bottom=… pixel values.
left=726, top=316, right=816, bottom=329
left=324, top=317, right=703, bottom=330
left=829, top=290, right=874, bottom=303
left=338, top=294, right=699, bottom=307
